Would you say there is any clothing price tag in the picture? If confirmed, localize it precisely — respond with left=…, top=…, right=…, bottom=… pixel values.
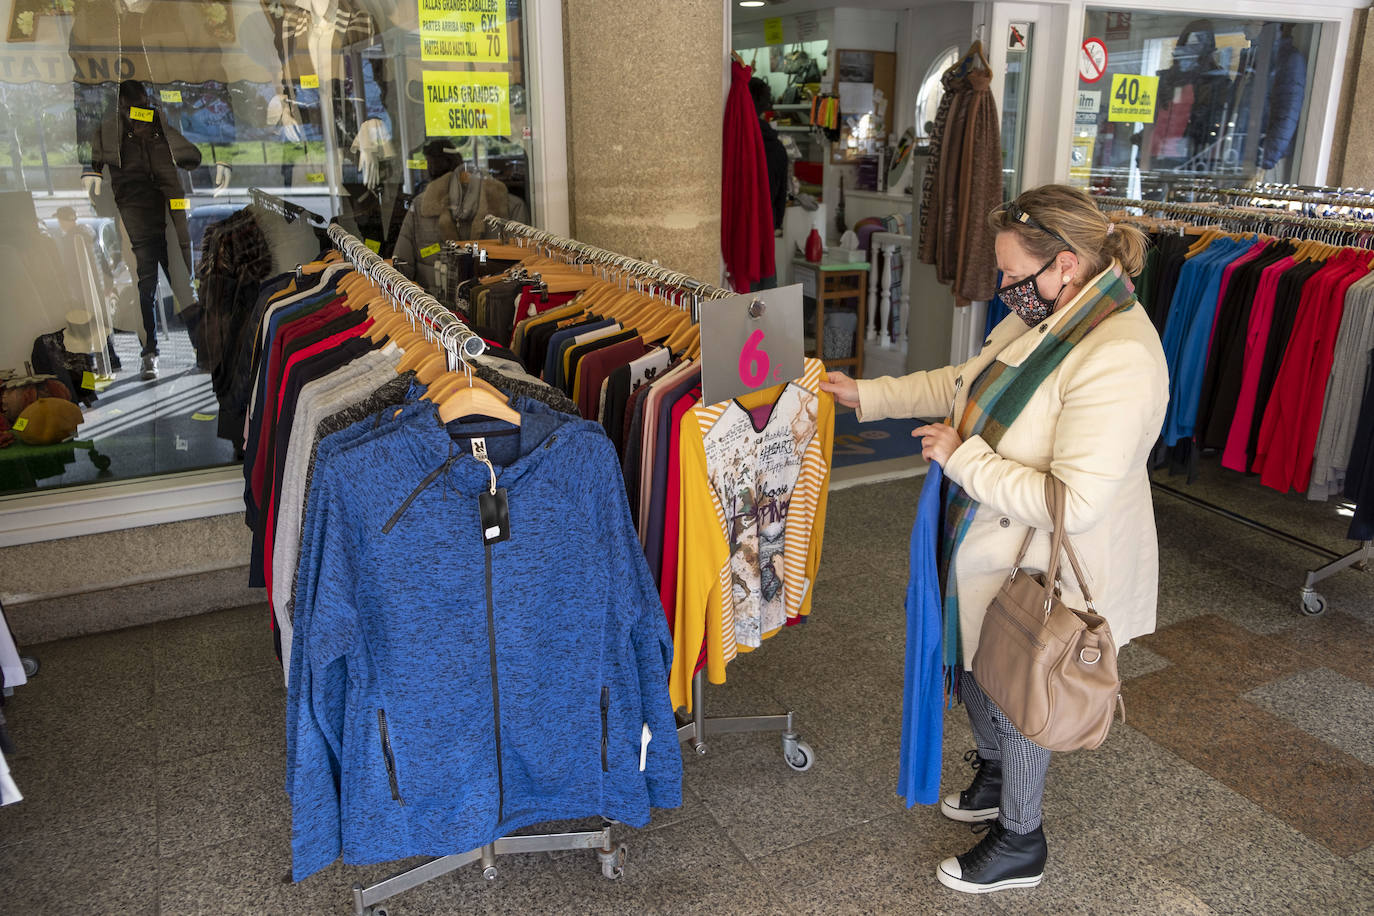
left=420, top=243, right=441, bottom=258
left=365, top=239, right=381, bottom=253
left=129, top=106, right=154, bottom=122
left=478, top=488, right=510, bottom=544
left=300, top=74, right=320, bottom=89
left=698, top=285, right=804, bottom=408
left=160, top=90, right=182, bottom=103
left=306, top=172, right=325, bottom=183
left=191, top=412, right=216, bottom=421
left=407, top=158, right=428, bottom=170
left=12, top=418, right=27, bottom=432
left=169, top=198, right=189, bottom=210
left=639, top=723, right=652, bottom=771
left=81, top=371, right=95, bottom=389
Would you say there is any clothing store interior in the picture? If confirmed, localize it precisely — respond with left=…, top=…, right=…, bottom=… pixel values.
left=2, top=0, right=1373, bottom=912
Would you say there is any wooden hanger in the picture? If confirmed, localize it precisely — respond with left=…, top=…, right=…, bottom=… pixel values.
left=437, top=364, right=522, bottom=425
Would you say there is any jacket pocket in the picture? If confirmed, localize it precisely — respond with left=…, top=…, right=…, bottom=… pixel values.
left=377, top=708, right=404, bottom=805
left=600, top=687, right=610, bottom=773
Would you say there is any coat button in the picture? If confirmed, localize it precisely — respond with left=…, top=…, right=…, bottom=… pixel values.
left=1038, top=324, right=1048, bottom=333
left=983, top=338, right=992, bottom=346
left=999, top=517, right=1010, bottom=527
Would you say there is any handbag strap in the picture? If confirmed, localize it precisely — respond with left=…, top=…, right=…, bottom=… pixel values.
left=1043, top=475, right=1097, bottom=610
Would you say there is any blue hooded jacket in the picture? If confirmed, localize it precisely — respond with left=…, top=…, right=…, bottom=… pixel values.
left=288, top=397, right=683, bottom=880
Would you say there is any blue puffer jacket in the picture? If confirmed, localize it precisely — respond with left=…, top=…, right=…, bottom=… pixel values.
left=288, top=397, right=682, bottom=880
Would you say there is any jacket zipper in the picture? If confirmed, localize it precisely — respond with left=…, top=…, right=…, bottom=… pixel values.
left=600, top=687, right=610, bottom=772
left=947, top=376, right=964, bottom=424
left=484, top=541, right=506, bottom=821
left=996, top=602, right=1046, bottom=650
left=377, top=709, right=404, bottom=804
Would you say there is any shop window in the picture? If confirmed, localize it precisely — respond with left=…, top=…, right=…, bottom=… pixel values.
left=0, top=0, right=535, bottom=498
left=1071, top=12, right=1320, bottom=197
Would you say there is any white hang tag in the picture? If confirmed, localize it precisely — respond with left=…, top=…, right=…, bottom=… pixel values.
left=639, top=723, right=652, bottom=772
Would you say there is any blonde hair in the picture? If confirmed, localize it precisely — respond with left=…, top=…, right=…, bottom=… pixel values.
left=988, top=184, right=1149, bottom=278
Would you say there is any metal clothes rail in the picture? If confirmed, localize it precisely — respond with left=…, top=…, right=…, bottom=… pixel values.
left=1207, top=186, right=1374, bottom=208
left=486, top=215, right=816, bottom=769
left=1093, top=194, right=1373, bottom=616
left=1092, top=194, right=1374, bottom=238
left=328, top=223, right=487, bottom=362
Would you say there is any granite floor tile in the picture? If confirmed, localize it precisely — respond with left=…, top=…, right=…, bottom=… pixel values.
left=158, top=826, right=292, bottom=916
left=1155, top=812, right=1374, bottom=915
left=0, top=815, right=159, bottom=915
left=1117, top=641, right=1171, bottom=680
left=11, top=621, right=158, bottom=723
left=1272, top=610, right=1374, bottom=689
left=0, top=756, right=158, bottom=847
left=153, top=603, right=279, bottom=692
left=1243, top=667, right=1374, bottom=768
left=154, top=671, right=287, bottom=763
left=156, top=743, right=291, bottom=860
left=1350, top=842, right=1374, bottom=881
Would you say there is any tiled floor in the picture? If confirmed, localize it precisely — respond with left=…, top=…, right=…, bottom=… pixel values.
left=3, top=464, right=1373, bottom=914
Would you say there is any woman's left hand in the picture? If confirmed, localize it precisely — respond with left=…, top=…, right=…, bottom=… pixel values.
left=912, top=423, right=963, bottom=466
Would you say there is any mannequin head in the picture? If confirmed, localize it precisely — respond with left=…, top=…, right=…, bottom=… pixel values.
left=422, top=138, right=463, bottom=181
left=118, top=79, right=150, bottom=112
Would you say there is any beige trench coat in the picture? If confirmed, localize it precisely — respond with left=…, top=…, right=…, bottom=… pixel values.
left=854, top=266, right=1170, bottom=666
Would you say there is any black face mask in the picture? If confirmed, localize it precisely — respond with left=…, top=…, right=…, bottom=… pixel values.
left=996, top=255, right=1066, bottom=326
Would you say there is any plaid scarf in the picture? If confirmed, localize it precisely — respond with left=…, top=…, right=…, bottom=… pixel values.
left=937, top=262, right=1137, bottom=691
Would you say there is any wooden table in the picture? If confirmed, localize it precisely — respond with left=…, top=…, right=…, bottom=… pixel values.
left=792, top=257, right=868, bottom=378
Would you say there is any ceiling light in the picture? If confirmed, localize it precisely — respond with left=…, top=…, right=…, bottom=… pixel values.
left=739, top=1, right=766, bottom=7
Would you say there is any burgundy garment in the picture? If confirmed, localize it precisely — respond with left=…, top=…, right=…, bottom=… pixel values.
left=575, top=336, right=647, bottom=421
left=722, top=60, right=776, bottom=292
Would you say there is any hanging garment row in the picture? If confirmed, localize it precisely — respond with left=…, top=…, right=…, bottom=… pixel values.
left=1105, top=201, right=1374, bottom=541
left=235, top=228, right=683, bottom=881
left=479, top=218, right=836, bottom=714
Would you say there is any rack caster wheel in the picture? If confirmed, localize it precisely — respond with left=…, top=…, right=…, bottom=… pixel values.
left=364, top=906, right=389, bottom=916
left=482, top=865, right=499, bottom=881
left=782, top=735, right=814, bottom=772
left=598, top=844, right=627, bottom=879
left=21, top=656, right=38, bottom=678
left=1300, top=591, right=1327, bottom=616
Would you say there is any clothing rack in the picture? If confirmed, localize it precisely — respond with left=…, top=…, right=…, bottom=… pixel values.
left=1094, top=193, right=1373, bottom=616
left=322, top=224, right=625, bottom=916
left=249, top=187, right=328, bottom=226
left=1092, top=195, right=1374, bottom=239
left=485, top=215, right=816, bottom=771
left=1207, top=187, right=1374, bottom=208
left=327, top=223, right=487, bottom=362
left=485, top=216, right=736, bottom=325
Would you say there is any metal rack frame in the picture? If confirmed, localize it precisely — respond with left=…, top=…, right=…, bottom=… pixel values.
left=486, top=216, right=817, bottom=771
left=1093, top=194, right=1373, bottom=616
left=325, top=224, right=624, bottom=916
left=1207, top=186, right=1374, bottom=208
left=249, top=187, right=328, bottom=226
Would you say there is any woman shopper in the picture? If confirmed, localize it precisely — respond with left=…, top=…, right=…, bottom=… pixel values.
left=821, top=184, right=1169, bottom=894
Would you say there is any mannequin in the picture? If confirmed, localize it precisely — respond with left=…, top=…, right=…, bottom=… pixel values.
left=83, top=80, right=201, bottom=379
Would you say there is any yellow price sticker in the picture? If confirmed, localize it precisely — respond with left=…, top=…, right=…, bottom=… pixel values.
left=191, top=412, right=216, bottom=421
left=301, top=74, right=321, bottom=89
left=763, top=17, right=784, bottom=45
left=1107, top=74, right=1159, bottom=123
left=169, top=198, right=189, bottom=210
left=306, top=172, right=326, bottom=183
left=365, top=239, right=381, bottom=253
left=420, top=243, right=441, bottom=258
left=407, top=158, right=428, bottom=170
left=160, top=90, right=182, bottom=103
left=419, top=0, right=508, bottom=62
left=82, top=371, right=95, bottom=389
left=422, top=70, right=511, bottom=137
left=129, top=106, right=154, bottom=122
left=12, top=418, right=27, bottom=432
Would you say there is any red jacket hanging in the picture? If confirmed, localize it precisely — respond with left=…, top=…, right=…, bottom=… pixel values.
left=722, top=60, right=776, bottom=292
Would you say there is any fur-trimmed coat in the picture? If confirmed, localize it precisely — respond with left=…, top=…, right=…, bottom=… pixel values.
left=393, top=169, right=510, bottom=289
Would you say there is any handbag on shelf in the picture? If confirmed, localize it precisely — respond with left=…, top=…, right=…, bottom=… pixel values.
left=971, top=474, right=1123, bottom=752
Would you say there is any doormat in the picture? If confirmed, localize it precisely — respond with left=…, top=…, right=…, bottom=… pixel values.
left=830, top=409, right=928, bottom=490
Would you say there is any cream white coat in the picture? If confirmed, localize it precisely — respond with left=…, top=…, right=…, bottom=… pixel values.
left=855, top=266, right=1170, bottom=666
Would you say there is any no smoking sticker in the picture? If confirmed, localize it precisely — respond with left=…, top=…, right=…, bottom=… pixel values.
left=1080, top=38, right=1108, bottom=83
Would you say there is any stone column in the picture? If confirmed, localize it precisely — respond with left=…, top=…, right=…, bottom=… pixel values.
left=561, top=0, right=723, bottom=284
left=1332, top=11, right=1373, bottom=186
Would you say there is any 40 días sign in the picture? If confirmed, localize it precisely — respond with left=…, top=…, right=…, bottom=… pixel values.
left=423, top=71, right=511, bottom=136
left=419, top=0, right=508, bottom=62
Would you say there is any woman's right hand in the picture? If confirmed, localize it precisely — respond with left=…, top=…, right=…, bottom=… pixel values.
left=819, top=371, right=860, bottom=409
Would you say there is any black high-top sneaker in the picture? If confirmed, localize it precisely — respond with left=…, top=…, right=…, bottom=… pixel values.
left=936, top=820, right=1046, bottom=894
left=940, top=749, right=1001, bottom=823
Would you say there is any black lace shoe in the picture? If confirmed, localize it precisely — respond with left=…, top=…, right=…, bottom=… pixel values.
left=937, top=821, right=1046, bottom=894
left=940, top=749, right=1001, bottom=822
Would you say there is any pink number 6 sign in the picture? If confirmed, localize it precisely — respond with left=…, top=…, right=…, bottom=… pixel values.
left=738, top=329, right=770, bottom=387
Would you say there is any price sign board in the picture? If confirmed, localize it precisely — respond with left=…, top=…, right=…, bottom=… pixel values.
left=1108, top=73, right=1158, bottom=122
left=423, top=70, right=510, bottom=136
left=419, top=0, right=508, bottom=62
left=699, top=285, right=804, bottom=407
left=763, top=17, right=784, bottom=45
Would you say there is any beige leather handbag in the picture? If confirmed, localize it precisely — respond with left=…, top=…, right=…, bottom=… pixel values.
left=971, top=475, right=1122, bottom=752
